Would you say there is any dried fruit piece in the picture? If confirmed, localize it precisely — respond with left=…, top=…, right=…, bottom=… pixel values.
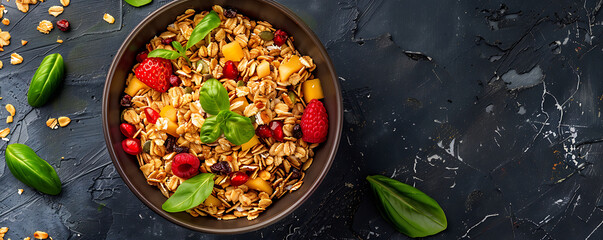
left=58, top=116, right=70, bottom=127
left=292, top=124, right=303, bottom=139
left=2, top=18, right=9, bottom=25
left=136, top=51, right=148, bottom=63
left=169, top=75, right=181, bottom=86
left=224, top=8, right=237, bottom=18
left=230, top=171, right=249, bottom=186
left=48, top=6, right=64, bottom=17
left=221, top=42, right=244, bottom=62
left=244, top=177, right=273, bottom=194
left=10, top=53, right=23, bottom=65
left=46, top=118, right=58, bottom=129
left=300, top=99, right=329, bottom=143
left=37, top=20, right=54, bottom=34
left=143, top=108, right=160, bottom=124
left=122, top=138, right=141, bottom=155
left=172, top=153, right=200, bottom=179
left=5, top=104, right=15, bottom=116
left=120, top=94, right=132, bottom=107
left=56, top=19, right=70, bottom=32
left=123, top=76, right=149, bottom=96
left=222, top=60, right=238, bottom=79
left=0, top=127, right=9, bottom=138
left=60, top=0, right=70, bottom=7
left=256, top=60, right=270, bottom=78
left=269, top=120, right=284, bottom=141
left=240, top=135, right=260, bottom=151
left=103, top=13, right=115, bottom=24
left=33, top=231, right=49, bottom=239
left=255, top=124, right=272, bottom=138
left=210, top=161, right=232, bottom=175
left=302, top=78, right=324, bottom=102
left=273, top=29, right=288, bottom=46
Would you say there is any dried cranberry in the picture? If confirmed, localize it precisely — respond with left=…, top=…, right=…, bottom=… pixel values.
left=292, top=124, right=303, bottom=139
left=172, top=153, right=200, bottom=179
left=162, top=37, right=175, bottom=45
left=255, top=125, right=272, bottom=138
left=210, top=161, right=232, bottom=175
left=230, top=172, right=249, bottom=186
left=120, top=123, right=137, bottom=138
left=56, top=19, right=70, bottom=32
left=143, top=108, right=160, bottom=124
left=122, top=138, right=142, bottom=155
left=269, top=120, right=284, bottom=141
left=273, top=29, right=288, bottom=46
left=136, top=51, right=148, bottom=63
left=120, top=95, right=132, bottom=107
left=224, top=8, right=237, bottom=18
left=169, top=75, right=181, bottom=86
left=222, top=61, right=238, bottom=79
left=290, top=168, right=301, bottom=179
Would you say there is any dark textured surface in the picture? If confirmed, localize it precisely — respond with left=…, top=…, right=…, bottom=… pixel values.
left=1, top=0, right=603, bottom=239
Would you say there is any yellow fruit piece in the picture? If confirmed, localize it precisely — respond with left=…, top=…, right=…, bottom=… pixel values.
left=302, top=78, right=324, bottom=103
left=222, top=41, right=245, bottom=62
left=278, top=55, right=303, bottom=82
left=124, top=76, right=149, bottom=96
left=241, top=135, right=259, bottom=151
left=244, top=177, right=273, bottom=194
left=257, top=60, right=271, bottom=78
left=204, top=195, right=221, bottom=207
left=165, top=120, right=179, bottom=137
left=231, top=97, right=249, bottom=115
left=160, top=105, right=178, bottom=123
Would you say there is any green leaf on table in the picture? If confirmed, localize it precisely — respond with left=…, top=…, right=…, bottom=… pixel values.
left=199, top=78, right=230, bottom=115
left=186, top=11, right=221, bottom=49
left=5, top=144, right=62, bottom=195
left=147, top=49, right=180, bottom=59
left=124, top=0, right=152, bottom=7
left=162, top=173, right=214, bottom=212
left=221, top=112, right=255, bottom=145
left=366, top=175, right=447, bottom=238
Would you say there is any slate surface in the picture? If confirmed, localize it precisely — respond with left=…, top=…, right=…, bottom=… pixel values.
left=1, top=0, right=603, bottom=239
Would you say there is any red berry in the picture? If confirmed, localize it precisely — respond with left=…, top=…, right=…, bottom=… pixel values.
left=172, top=153, right=200, bottom=179
left=169, top=75, right=181, bottom=86
left=301, top=99, right=328, bottom=143
left=136, top=51, right=148, bottom=63
left=273, top=29, right=288, bottom=46
left=135, top=57, right=172, bottom=92
left=144, top=107, right=160, bottom=124
left=162, top=37, right=175, bottom=45
left=255, top=125, right=272, bottom=138
left=222, top=61, right=238, bottom=79
left=122, top=138, right=142, bottom=155
left=119, top=123, right=136, bottom=138
left=56, top=19, right=70, bottom=32
left=230, top=172, right=249, bottom=186
left=269, top=120, right=284, bottom=142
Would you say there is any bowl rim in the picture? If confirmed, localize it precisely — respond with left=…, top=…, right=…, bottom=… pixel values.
left=102, top=0, right=342, bottom=234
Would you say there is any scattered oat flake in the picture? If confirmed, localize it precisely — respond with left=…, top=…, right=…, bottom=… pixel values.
left=58, top=116, right=70, bottom=127
left=6, top=115, right=12, bottom=123
left=10, top=53, right=23, bottom=65
left=33, top=231, right=48, bottom=239
left=6, top=103, right=15, bottom=116
left=103, top=13, right=115, bottom=24
left=48, top=6, right=63, bottom=17
left=60, top=0, right=69, bottom=7
left=16, top=0, right=29, bottom=13
left=56, top=38, right=63, bottom=43
left=0, top=5, right=5, bottom=18
left=37, top=20, right=53, bottom=34
left=0, top=128, right=9, bottom=138
left=0, top=30, right=10, bottom=47
left=2, top=18, right=9, bottom=25
left=46, top=118, right=58, bottom=129
left=0, top=60, right=3, bottom=69
left=17, top=189, right=23, bottom=195
left=21, top=40, right=27, bottom=45
left=25, top=238, right=31, bottom=240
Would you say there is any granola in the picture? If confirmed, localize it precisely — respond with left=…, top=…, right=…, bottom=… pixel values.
left=121, top=5, right=323, bottom=220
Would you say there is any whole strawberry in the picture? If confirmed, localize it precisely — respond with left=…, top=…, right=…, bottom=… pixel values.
left=301, top=99, right=328, bottom=143
left=135, top=57, right=172, bottom=92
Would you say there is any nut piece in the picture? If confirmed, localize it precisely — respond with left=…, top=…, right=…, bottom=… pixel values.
left=6, top=104, right=15, bottom=116
left=18, top=189, right=23, bottom=195
left=33, top=231, right=49, bottom=239
left=37, top=20, right=54, bottom=34
left=58, top=116, right=71, bottom=127
left=60, top=0, right=70, bottom=7
left=10, top=53, right=23, bottom=65
left=6, top=115, right=12, bottom=123
left=2, top=18, right=9, bottom=25
left=0, top=128, right=10, bottom=138
left=103, top=13, right=115, bottom=24
left=46, top=118, right=58, bottom=129
left=21, top=40, right=28, bottom=46
left=48, top=6, right=64, bottom=17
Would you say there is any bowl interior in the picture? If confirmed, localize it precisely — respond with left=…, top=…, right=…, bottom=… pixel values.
left=103, top=0, right=341, bottom=234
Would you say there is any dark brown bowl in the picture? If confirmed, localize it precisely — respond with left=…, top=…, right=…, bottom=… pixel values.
left=102, top=0, right=342, bottom=234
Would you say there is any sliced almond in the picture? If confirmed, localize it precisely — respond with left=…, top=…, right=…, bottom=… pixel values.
left=46, top=118, right=58, bottom=129
left=60, top=0, right=70, bottom=7
left=103, top=13, right=115, bottom=24
left=48, top=6, right=64, bottom=17
left=6, top=115, right=12, bottom=123
left=0, top=128, right=10, bottom=138
left=58, top=116, right=70, bottom=127
left=5, top=104, right=15, bottom=116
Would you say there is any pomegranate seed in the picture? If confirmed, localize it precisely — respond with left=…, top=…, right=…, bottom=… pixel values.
left=144, top=108, right=160, bottom=124
left=222, top=61, right=238, bottom=79
left=269, top=120, right=284, bottom=141
left=230, top=172, right=249, bottom=186
left=255, top=125, right=272, bottom=138
left=273, top=29, right=288, bottom=46
left=169, top=75, right=181, bottom=86
left=56, top=19, right=70, bottom=32
left=119, top=123, right=136, bottom=138
left=161, top=37, right=174, bottom=45
left=136, top=51, right=148, bottom=63
left=172, top=153, right=200, bottom=179
left=122, top=138, right=142, bottom=155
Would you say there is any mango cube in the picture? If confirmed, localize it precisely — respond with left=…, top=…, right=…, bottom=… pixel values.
left=222, top=42, right=245, bottom=62
left=160, top=105, right=178, bottom=123
left=244, top=177, right=273, bottom=194
left=204, top=195, right=222, bottom=207
left=165, top=120, right=179, bottom=137
left=124, top=76, right=149, bottom=96
left=278, top=55, right=303, bottom=82
left=302, top=79, right=324, bottom=103
left=240, top=135, right=259, bottom=151
left=257, top=60, right=271, bottom=78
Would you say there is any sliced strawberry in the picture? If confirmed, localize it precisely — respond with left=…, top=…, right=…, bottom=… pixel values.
left=135, top=57, right=172, bottom=92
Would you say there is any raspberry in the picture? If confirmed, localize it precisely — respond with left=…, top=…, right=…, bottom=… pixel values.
left=230, top=172, right=249, bottom=186
left=255, top=125, right=272, bottom=138
left=269, top=120, right=284, bottom=142
left=172, top=153, right=200, bottom=179
left=222, top=60, right=238, bottom=79
left=300, top=99, right=328, bottom=143
left=273, top=29, right=288, bottom=46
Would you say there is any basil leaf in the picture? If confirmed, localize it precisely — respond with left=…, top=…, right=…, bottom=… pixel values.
left=221, top=112, right=254, bottom=145
left=199, top=112, right=227, bottom=143
left=199, top=78, right=230, bottom=115
left=124, top=0, right=152, bottom=7
left=172, top=41, right=186, bottom=55
left=162, top=173, right=214, bottom=212
left=366, top=175, right=447, bottom=238
left=5, top=144, right=62, bottom=195
left=27, top=53, right=64, bottom=107
left=186, top=11, right=221, bottom=49
left=147, top=49, right=180, bottom=59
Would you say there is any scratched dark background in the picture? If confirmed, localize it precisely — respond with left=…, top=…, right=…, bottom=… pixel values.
left=0, top=0, right=602, bottom=239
